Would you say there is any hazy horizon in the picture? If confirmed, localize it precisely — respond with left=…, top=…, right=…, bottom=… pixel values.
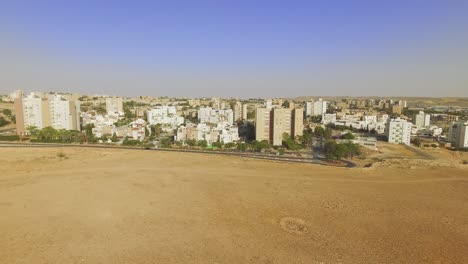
left=1, top=1, right=468, bottom=98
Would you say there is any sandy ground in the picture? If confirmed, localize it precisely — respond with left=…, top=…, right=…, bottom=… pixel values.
left=1, top=147, right=468, bottom=264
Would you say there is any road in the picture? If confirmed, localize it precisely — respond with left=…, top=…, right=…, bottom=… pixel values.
left=0, top=141, right=357, bottom=168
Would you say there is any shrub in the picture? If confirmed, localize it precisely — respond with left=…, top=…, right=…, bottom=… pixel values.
left=340, top=132, right=355, bottom=140
left=56, top=151, right=68, bottom=160
left=0, top=135, right=20, bottom=141
left=0, top=116, right=10, bottom=127
left=282, top=133, right=301, bottom=151
left=122, top=138, right=141, bottom=146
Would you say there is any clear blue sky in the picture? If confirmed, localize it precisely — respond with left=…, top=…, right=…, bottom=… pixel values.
left=1, top=0, right=467, bottom=97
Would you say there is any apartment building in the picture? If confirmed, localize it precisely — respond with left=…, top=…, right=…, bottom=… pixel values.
left=105, top=97, right=123, bottom=114
left=255, top=108, right=271, bottom=142
left=413, top=111, right=431, bottom=128
left=386, top=118, right=412, bottom=145
left=15, top=92, right=81, bottom=135
left=198, top=107, right=233, bottom=125
left=176, top=123, right=239, bottom=144
left=147, top=106, right=184, bottom=128
left=292, top=108, right=304, bottom=137
left=242, top=104, right=248, bottom=120
left=232, top=101, right=243, bottom=121
left=305, top=100, right=313, bottom=117
left=271, top=108, right=292, bottom=146
left=313, top=99, right=327, bottom=116
left=448, top=121, right=468, bottom=149
left=391, top=105, right=403, bottom=115
left=255, top=107, right=304, bottom=146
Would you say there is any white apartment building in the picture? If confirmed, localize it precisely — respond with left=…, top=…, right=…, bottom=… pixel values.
left=363, top=115, right=377, bottom=123
left=15, top=93, right=81, bottom=134
left=305, top=100, right=313, bottom=117
left=198, top=107, right=233, bottom=125
left=106, top=97, right=123, bottom=114
left=233, top=101, right=243, bottom=121
left=147, top=106, right=184, bottom=128
left=22, top=93, right=45, bottom=129
left=49, top=95, right=71, bottom=130
left=265, top=99, right=273, bottom=110
left=176, top=123, right=239, bottom=144
left=313, top=99, right=327, bottom=116
left=242, top=104, right=248, bottom=120
left=413, top=111, right=431, bottom=128
left=386, top=118, right=412, bottom=145
left=322, top=113, right=337, bottom=125
left=448, top=121, right=468, bottom=149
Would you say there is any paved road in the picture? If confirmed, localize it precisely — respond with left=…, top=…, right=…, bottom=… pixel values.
left=0, top=142, right=357, bottom=168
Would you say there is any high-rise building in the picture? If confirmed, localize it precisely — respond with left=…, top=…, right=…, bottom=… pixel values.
left=265, top=99, right=273, bottom=110
left=105, top=97, right=123, bottom=114
left=14, top=92, right=25, bottom=135
left=392, top=105, right=403, bottom=115
left=448, top=121, right=468, bottom=149
left=233, top=101, right=243, bottom=121
left=313, top=99, right=327, bottom=116
left=255, top=108, right=270, bottom=142
left=271, top=108, right=292, bottom=146
left=255, top=107, right=304, bottom=146
left=242, top=104, right=248, bottom=120
left=413, top=111, right=431, bottom=128
left=305, top=100, right=314, bottom=117
left=386, top=118, right=412, bottom=145
left=292, top=108, right=304, bottom=137
left=14, top=92, right=81, bottom=135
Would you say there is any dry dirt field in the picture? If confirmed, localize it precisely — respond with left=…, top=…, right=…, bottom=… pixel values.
left=1, top=147, right=468, bottom=264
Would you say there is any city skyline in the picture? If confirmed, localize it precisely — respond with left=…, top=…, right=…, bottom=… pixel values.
left=1, top=1, right=468, bottom=97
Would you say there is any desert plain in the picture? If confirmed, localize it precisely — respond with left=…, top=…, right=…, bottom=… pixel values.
left=0, top=147, right=467, bottom=264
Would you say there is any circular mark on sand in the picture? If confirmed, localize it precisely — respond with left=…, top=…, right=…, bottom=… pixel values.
left=279, top=217, right=308, bottom=235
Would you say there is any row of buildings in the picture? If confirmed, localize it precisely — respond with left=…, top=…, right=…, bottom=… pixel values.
left=10, top=91, right=468, bottom=149
left=14, top=92, right=81, bottom=135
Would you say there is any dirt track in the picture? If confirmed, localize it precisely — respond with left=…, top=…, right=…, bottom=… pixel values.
left=1, top=147, right=467, bottom=263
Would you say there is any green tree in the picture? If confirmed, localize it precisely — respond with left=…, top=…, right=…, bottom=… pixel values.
left=186, top=139, right=197, bottom=146
left=2, top=109, right=12, bottom=117
left=340, top=132, right=355, bottom=140
left=84, top=124, right=96, bottom=143
left=247, top=111, right=255, bottom=119
left=212, top=141, right=223, bottom=148
left=122, top=137, right=140, bottom=146
left=161, top=137, right=173, bottom=148
left=0, top=117, right=10, bottom=127
left=282, top=133, right=301, bottom=150
left=251, top=140, right=271, bottom=152
left=314, top=126, right=325, bottom=137
left=324, top=140, right=338, bottom=159
left=37, top=126, right=59, bottom=141
left=151, top=124, right=163, bottom=138
left=224, top=142, right=236, bottom=149
left=282, top=100, right=290, bottom=108
left=311, top=115, right=322, bottom=123
left=237, top=143, right=249, bottom=151
left=324, top=127, right=333, bottom=140
left=111, top=132, right=119, bottom=142
left=197, top=140, right=208, bottom=148
left=412, top=137, right=422, bottom=147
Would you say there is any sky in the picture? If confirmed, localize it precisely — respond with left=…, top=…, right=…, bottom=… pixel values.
left=1, top=0, right=467, bottom=98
